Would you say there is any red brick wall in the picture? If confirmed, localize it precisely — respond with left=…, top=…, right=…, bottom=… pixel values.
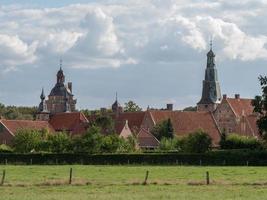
left=213, top=100, right=237, bottom=133
left=0, top=126, right=14, bottom=145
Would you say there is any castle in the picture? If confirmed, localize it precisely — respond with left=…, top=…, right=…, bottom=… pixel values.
left=0, top=43, right=259, bottom=148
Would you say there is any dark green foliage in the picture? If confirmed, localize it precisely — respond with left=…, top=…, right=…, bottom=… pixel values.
left=252, top=76, right=267, bottom=137
left=183, top=106, right=197, bottom=111
left=2, top=150, right=267, bottom=165
left=72, top=126, right=103, bottom=154
left=47, top=132, right=71, bottom=153
left=220, top=134, right=263, bottom=150
left=158, top=137, right=181, bottom=151
left=11, top=126, right=138, bottom=154
left=0, top=103, right=37, bottom=120
left=94, top=115, right=115, bottom=135
left=124, top=101, right=142, bottom=112
left=100, top=134, right=121, bottom=153
left=0, top=144, right=13, bottom=153
left=13, top=129, right=43, bottom=153
left=152, top=118, right=174, bottom=140
left=181, top=130, right=212, bottom=153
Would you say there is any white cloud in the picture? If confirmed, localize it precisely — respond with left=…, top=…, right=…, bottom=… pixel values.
left=0, top=0, right=266, bottom=72
left=0, top=34, right=37, bottom=67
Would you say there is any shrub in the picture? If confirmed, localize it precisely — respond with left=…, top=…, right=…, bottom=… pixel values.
left=0, top=144, right=13, bottom=153
left=117, top=136, right=138, bottom=153
left=220, top=134, right=263, bottom=150
left=13, top=128, right=43, bottom=153
left=47, top=132, right=71, bottom=153
left=152, top=118, right=174, bottom=140
left=181, top=130, right=212, bottom=153
left=159, top=137, right=180, bottom=151
left=100, top=134, right=121, bottom=153
left=72, top=126, right=103, bottom=154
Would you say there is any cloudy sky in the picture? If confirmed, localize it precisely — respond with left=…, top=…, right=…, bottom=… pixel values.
left=0, top=0, right=266, bottom=110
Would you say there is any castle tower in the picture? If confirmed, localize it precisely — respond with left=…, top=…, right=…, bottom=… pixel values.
left=36, top=88, right=50, bottom=121
left=45, top=60, right=77, bottom=114
left=197, top=41, right=222, bottom=112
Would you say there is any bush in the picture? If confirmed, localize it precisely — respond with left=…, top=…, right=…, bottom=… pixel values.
left=181, top=130, right=212, bottom=153
left=72, top=126, right=103, bottom=154
left=47, top=132, right=71, bottom=153
left=158, top=137, right=180, bottom=151
left=152, top=118, right=174, bottom=140
left=220, top=134, right=263, bottom=150
left=1, top=150, right=267, bottom=165
left=0, top=144, right=13, bottom=153
left=13, top=128, right=43, bottom=153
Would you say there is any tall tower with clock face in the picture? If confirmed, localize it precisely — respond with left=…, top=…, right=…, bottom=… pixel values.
left=197, top=41, right=222, bottom=112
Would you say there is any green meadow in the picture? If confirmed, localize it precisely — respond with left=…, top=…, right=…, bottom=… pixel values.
left=1, top=165, right=267, bottom=199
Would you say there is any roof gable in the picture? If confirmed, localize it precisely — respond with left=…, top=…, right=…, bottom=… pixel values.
left=49, top=112, right=88, bottom=134
left=226, top=98, right=253, bottom=117
left=0, top=119, right=54, bottom=135
left=137, top=128, right=159, bottom=148
left=148, top=110, right=221, bottom=145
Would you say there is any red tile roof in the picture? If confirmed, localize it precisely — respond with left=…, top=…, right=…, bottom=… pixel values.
left=112, top=112, right=146, bottom=134
left=137, top=128, right=160, bottom=148
left=49, top=112, right=88, bottom=135
left=148, top=110, right=221, bottom=145
left=235, top=114, right=260, bottom=138
left=226, top=98, right=254, bottom=117
left=0, top=119, right=54, bottom=135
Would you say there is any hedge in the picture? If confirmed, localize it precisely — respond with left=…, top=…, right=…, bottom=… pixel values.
left=1, top=150, right=267, bottom=166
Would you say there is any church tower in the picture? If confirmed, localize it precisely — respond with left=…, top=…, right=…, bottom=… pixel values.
left=45, top=60, right=77, bottom=114
left=197, top=41, right=222, bottom=112
left=36, top=88, right=50, bottom=121
left=112, top=93, right=123, bottom=116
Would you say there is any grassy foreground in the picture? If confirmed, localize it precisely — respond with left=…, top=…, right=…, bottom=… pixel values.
left=1, top=165, right=267, bottom=199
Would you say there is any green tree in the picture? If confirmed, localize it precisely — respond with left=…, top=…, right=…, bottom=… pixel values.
left=100, top=134, right=121, bottom=153
left=159, top=137, right=181, bottom=151
left=95, top=115, right=115, bottom=135
left=117, top=135, right=138, bottom=153
left=220, top=134, right=263, bottom=150
left=183, top=106, right=197, bottom=111
left=181, top=130, right=212, bottom=153
left=47, top=132, right=71, bottom=153
left=13, top=128, right=42, bottom=153
left=252, top=76, right=267, bottom=138
left=124, top=101, right=142, bottom=112
left=152, top=118, right=174, bottom=140
left=72, top=126, right=103, bottom=154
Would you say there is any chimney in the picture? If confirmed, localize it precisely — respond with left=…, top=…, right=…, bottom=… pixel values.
left=68, top=82, right=72, bottom=93
left=223, top=94, right=227, bottom=99
left=166, top=103, right=173, bottom=111
left=235, top=94, right=240, bottom=99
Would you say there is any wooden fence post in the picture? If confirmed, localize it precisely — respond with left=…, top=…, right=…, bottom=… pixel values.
left=206, top=171, right=209, bottom=185
left=143, top=170, right=149, bottom=185
left=69, top=168, right=73, bottom=185
left=1, top=170, right=6, bottom=186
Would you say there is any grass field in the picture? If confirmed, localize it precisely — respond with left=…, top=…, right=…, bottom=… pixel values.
left=1, top=165, right=267, bottom=199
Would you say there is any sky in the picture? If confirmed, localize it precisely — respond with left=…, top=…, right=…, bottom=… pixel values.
left=0, top=0, right=266, bottom=110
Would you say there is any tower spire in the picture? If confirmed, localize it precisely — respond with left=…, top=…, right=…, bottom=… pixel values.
left=197, top=40, right=221, bottom=112
left=209, top=38, right=213, bottom=50
left=40, top=87, right=45, bottom=100
left=59, top=58, right=63, bottom=71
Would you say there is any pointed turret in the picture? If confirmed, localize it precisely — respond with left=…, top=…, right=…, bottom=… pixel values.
left=36, top=88, right=50, bottom=121
left=112, top=92, right=123, bottom=116
left=57, top=59, right=65, bottom=84
left=38, top=88, right=48, bottom=113
left=197, top=40, right=222, bottom=112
